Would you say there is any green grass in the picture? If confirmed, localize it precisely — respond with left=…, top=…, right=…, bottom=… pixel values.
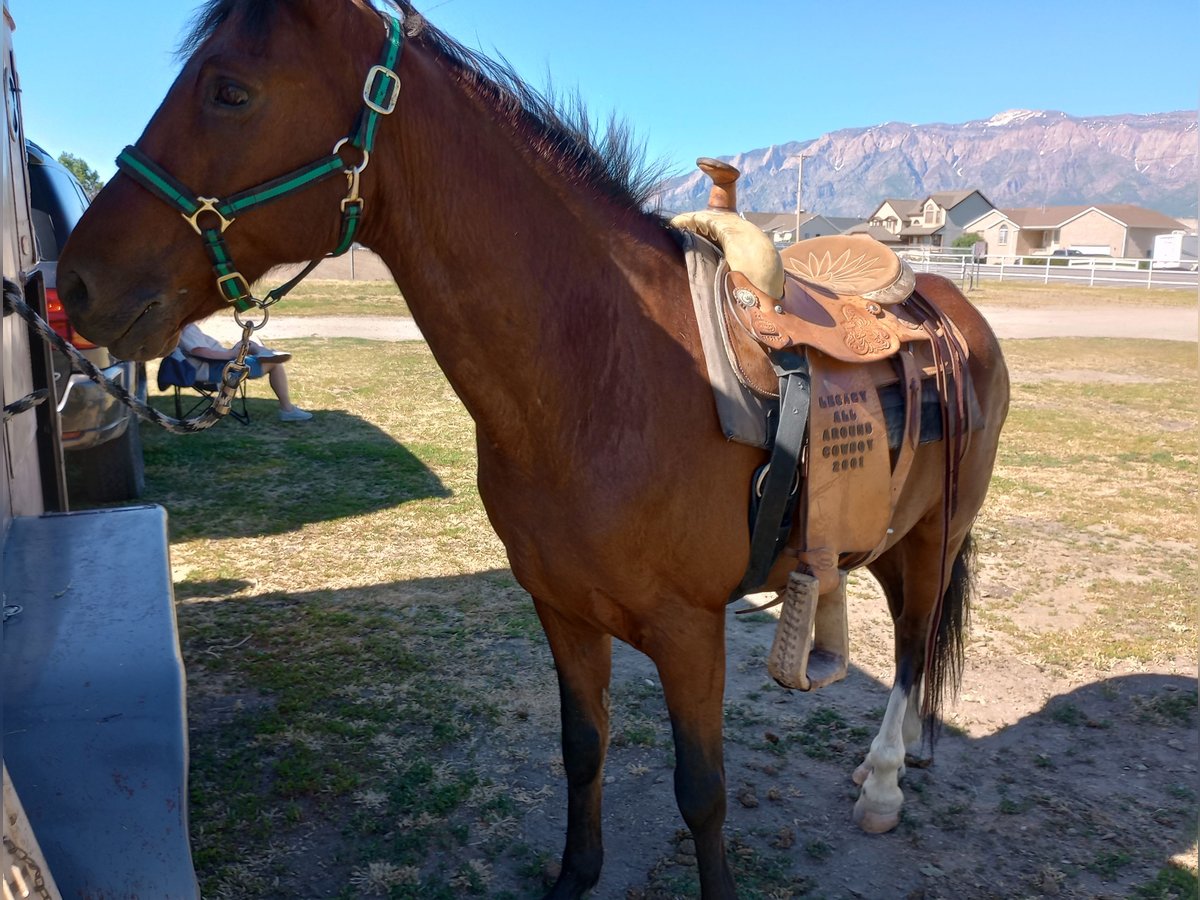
left=258, top=278, right=411, bottom=317
left=1133, top=863, right=1200, bottom=899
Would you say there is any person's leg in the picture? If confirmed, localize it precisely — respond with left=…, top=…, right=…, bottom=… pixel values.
left=259, top=360, right=311, bottom=420
left=263, top=361, right=297, bottom=411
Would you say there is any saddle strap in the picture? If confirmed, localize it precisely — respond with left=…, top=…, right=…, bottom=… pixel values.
left=853, top=348, right=924, bottom=570
left=907, top=289, right=972, bottom=718
left=733, top=350, right=811, bottom=599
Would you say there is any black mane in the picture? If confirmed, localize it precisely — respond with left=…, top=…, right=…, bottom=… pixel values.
left=180, top=0, right=670, bottom=214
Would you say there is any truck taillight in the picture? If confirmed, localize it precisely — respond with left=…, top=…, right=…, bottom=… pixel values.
left=45, top=287, right=97, bottom=350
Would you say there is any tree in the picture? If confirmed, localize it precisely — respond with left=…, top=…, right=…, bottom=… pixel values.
left=56, top=152, right=104, bottom=199
left=952, top=231, right=982, bottom=249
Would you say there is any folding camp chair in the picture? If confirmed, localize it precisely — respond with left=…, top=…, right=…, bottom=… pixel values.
left=156, top=349, right=251, bottom=425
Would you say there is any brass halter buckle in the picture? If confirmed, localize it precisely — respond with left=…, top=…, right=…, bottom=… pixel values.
left=183, top=197, right=236, bottom=235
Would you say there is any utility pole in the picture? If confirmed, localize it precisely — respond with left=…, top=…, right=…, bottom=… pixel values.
left=794, top=152, right=812, bottom=244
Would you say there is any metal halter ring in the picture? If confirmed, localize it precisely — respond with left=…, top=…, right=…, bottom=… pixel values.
left=332, top=138, right=371, bottom=176
left=233, top=302, right=270, bottom=332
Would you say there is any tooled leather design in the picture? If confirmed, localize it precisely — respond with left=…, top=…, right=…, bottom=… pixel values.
left=717, top=269, right=972, bottom=398
left=785, top=248, right=890, bottom=296
left=840, top=305, right=898, bottom=357
left=726, top=270, right=916, bottom=364
left=720, top=298, right=779, bottom=396
left=779, top=235, right=913, bottom=306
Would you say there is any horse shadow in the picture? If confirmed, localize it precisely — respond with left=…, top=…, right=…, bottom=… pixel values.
left=175, top=567, right=1198, bottom=900
left=139, top=398, right=449, bottom=538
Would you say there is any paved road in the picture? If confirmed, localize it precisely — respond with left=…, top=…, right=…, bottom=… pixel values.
left=207, top=305, right=1197, bottom=346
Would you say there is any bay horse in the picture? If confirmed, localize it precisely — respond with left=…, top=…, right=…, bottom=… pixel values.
left=57, top=1, right=1009, bottom=896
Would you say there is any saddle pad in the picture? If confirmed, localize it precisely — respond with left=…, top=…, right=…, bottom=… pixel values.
left=683, top=231, right=774, bottom=449
left=878, top=373, right=984, bottom=449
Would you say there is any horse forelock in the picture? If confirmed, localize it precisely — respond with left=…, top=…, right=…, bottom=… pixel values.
left=177, top=0, right=668, bottom=215
left=177, top=0, right=284, bottom=58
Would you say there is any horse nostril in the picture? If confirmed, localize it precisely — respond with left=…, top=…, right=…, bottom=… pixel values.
left=56, top=268, right=91, bottom=318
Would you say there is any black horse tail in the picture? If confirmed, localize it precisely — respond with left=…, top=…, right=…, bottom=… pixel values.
left=923, top=531, right=976, bottom=742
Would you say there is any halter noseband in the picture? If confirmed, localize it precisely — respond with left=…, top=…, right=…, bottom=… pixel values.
left=115, top=14, right=404, bottom=323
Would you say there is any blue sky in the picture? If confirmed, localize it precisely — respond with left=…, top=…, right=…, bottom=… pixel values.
left=14, top=0, right=1198, bottom=181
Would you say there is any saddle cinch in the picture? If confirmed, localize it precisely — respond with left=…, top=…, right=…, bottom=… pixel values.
left=673, top=159, right=975, bottom=692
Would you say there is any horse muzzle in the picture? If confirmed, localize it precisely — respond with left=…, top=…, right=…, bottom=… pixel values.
left=56, top=266, right=180, bottom=361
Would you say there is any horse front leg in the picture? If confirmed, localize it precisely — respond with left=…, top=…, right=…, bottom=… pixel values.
left=650, top=608, right=737, bottom=899
left=534, top=598, right=613, bottom=900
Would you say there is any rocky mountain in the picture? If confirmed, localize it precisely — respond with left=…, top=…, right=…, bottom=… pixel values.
left=653, top=110, right=1197, bottom=220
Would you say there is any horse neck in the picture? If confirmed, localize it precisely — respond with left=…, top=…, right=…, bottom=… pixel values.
left=359, top=44, right=689, bottom=450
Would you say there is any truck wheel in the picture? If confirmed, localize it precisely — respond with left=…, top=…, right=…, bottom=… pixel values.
left=69, top=417, right=145, bottom=503
left=67, top=364, right=148, bottom=504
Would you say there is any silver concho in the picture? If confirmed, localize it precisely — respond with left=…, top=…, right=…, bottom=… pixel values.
left=733, top=287, right=759, bottom=309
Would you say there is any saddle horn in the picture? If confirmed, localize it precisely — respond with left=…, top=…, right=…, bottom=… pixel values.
left=697, top=157, right=740, bottom=213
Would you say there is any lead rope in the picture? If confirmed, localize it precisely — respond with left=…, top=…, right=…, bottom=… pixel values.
left=2, top=387, right=48, bottom=422
left=4, top=281, right=251, bottom=434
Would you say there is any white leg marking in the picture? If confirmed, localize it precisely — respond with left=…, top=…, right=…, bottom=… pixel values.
left=851, top=683, right=908, bottom=833
left=902, top=676, right=924, bottom=757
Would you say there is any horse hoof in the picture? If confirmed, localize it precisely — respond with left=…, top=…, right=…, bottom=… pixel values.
left=852, top=795, right=900, bottom=834
left=851, top=762, right=870, bottom=786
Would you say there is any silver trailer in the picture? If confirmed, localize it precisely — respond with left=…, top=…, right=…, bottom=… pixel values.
left=1, top=4, right=197, bottom=895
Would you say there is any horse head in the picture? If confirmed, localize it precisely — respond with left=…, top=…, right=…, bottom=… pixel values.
left=58, top=0, right=392, bottom=360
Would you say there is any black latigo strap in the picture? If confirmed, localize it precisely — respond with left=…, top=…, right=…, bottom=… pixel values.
left=733, top=349, right=810, bottom=600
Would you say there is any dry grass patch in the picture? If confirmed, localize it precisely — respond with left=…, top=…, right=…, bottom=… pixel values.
left=967, top=281, right=1196, bottom=308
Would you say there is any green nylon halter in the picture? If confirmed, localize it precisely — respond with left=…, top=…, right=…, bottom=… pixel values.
left=115, top=14, right=403, bottom=314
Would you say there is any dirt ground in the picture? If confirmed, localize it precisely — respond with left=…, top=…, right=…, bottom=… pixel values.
left=186, top=305, right=1198, bottom=898
left=489, top=586, right=1197, bottom=899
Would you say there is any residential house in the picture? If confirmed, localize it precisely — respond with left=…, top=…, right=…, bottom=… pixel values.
left=855, top=190, right=995, bottom=248
left=743, top=211, right=841, bottom=246
left=963, top=205, right=1185, bottom=259
left=825, top=216, right=867, bottom=234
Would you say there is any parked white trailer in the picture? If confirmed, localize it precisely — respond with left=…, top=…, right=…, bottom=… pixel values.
left=1151, top=232, right=1199, bottom=270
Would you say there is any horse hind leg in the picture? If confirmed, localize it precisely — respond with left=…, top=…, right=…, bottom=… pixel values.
left=533, top=599, right=613, bottom=899
left=852, top=528, right=975, bottom=833
left=902, top=675, right=927, bottom=760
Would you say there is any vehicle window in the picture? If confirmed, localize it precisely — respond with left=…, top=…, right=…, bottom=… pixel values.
left=31, top=207, right=56, bottom=260
left=28, top=164, right=87, bottom=258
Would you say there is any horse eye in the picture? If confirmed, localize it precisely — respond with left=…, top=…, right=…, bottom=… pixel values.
left=213, top=82, right=250, bottom=108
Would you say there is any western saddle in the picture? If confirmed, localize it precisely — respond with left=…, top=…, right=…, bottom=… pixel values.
left=672, top=158, right=972, bottom=692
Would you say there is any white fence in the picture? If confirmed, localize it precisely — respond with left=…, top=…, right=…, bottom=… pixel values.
left=896, top=249, right=1198, bottom=290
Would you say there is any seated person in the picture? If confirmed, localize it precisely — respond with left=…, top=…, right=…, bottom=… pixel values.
left=176, top=322, right=313, bottom=422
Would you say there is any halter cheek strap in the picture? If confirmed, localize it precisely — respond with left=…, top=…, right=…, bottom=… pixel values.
left=115, top=14, right=404, bottom=316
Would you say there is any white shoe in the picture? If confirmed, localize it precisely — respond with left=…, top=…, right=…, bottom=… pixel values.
left=279, top=407, right=313, bottom=422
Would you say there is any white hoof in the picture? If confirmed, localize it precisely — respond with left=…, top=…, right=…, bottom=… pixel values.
left=852, top=791, right=901, bottom=834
